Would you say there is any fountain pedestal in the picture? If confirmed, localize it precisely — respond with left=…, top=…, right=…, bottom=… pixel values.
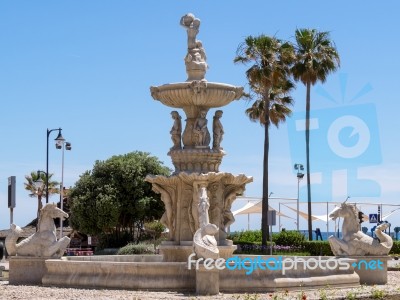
left=9, top=256, right=48, bottom=285
left=146, top=13, right=253, bottom=295
left=196, top=263, right=219, bottom=295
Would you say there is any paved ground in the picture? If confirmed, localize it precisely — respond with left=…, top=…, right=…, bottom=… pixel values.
left=1, top=258, right=400, bottom=299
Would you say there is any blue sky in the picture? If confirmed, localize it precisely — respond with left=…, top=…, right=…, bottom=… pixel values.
left=1, top=1, right=400, bottom=233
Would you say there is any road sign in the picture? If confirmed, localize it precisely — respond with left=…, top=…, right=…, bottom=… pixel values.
left=369, top=214, right=378, bottom=223
left=267, top=210, right=276, bottom=226
left=8, top=176, right=16, bottom=208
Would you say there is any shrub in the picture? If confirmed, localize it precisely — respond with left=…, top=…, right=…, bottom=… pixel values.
left=144, top=221, right=165, bottom=238
left=303, top=241, right=333, bottom=256
left=94, top=248, right=119, bottom=255
left=390, top=241, right=400, bottom=255
left=229, top=230, right=262, bottom=244
left=117, top=242, right=154, bottom=255
left=234, top=242, right=275, bottom=254
left=272, top=230, right=306, bottom=246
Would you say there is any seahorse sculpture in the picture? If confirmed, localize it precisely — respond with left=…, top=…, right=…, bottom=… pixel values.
left=193, top=185, right=219, bottom=259
left=328, top=202, right=393, bottom=256
left=6, top=203, right=70, bottom=258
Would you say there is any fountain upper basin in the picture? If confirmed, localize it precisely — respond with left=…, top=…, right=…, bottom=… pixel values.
left=150, top=81, right=243, bottom=117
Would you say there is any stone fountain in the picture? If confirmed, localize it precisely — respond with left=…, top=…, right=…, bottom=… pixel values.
left=39, top=14, right=362, bottom=295
left=146, top=13, right=252, bottom=262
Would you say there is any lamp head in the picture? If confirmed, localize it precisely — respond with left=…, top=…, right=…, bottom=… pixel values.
left=54, top=129, right=65, bottom=143
left=34, top=172, right=45, bottom=190
left=294, top=163, right=304, bottom=171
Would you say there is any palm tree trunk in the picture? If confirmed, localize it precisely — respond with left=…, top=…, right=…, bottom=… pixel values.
left=306, top=82, right=312, bottom=241
left=36, top=195, right=43, bottom=232
left=261, top=103, right=270, bottom=248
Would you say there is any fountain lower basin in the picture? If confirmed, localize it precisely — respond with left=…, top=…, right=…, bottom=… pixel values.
left=42, top=255, right=361, bottom=292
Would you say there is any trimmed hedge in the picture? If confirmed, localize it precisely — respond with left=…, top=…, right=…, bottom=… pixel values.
left=229, top=230, right=400, bottom=256
left=117, top=243, right=154, bottom=255
left=303, top=241, right=333, bottom=256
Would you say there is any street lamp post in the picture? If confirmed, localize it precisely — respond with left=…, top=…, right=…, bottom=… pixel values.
left=294, top=164, right=304, bottom=232
left=46, top=128, right=65, bottom=204
left=56, top=140, right=71, bottom=239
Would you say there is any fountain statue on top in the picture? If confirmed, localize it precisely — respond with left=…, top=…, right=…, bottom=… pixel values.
left=180, top=13, right=208, bottom=81
left=147, top=13, right=252, bottom=262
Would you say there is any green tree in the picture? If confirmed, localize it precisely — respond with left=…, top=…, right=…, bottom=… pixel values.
left=291, top=28, right=340, bottom=240
left=69, top=151, right=170, bottom=247
left=234, top=35, right=295, bottom=247
left=24, top=171, right=60, bottom=229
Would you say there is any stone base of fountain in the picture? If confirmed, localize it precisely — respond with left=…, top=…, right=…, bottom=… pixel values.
left=9, top=256, right=49, bottom=285
left=42, top=255, right=361, bottom=292
left=196, top=263, right=219, bottom=295
left=347, top=256, right=389, bottom=284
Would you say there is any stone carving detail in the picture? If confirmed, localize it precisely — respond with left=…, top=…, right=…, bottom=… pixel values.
left=189, top=182, right=202, bottom=234
left=208, top=183, right=221, bottom=239
left=5, top=203, right=70, bottom=258
left=212, top=110, right=224, bottom=150
left=168, top=148, right=224, bottom=174
left=170, top=111, right=182, bottom=150
left=328, top=202, right=393, bottom=256
left=192, top=110, right=210, bottom=147
left=146, top=172, right=252, bottom=244
left=149, top=86, right=159, bottom=99
left=151, top=183, right=175, bottom=240
left=189, top=80, right=208, bottom=94
left=221, top=186, right=244, bottom=240
left=193, top=186, right=219, bottom=259
left=180, top=13, right=208, bottom=81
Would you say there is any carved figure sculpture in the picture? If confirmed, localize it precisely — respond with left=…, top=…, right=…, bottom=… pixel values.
left=180, top=13, right=208, bottom=80
left=6, top=203, right=70, bottom=258
left=170, top=111, right=182, bottom=150
left=193, top=186, right=219, bottom=259
left=328, top=202, right=393, bottom=256
left=189, top=183, right=201, bottom=233
left=212, top=110, right=224, bottom=150
left=180, top=13, right=199, bottom=49
left=193, top=110, right=210, bottom=147
left=152, top=183, right=175, bottom=240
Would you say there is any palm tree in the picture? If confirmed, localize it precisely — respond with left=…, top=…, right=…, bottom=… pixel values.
left=234, top=35, right=295, bottom=247
left=291, top=28, right=340, bottom=240
left=24, top=171, right=60, bottom=230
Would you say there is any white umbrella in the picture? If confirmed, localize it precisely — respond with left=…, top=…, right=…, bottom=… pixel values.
left=232, top=201, right=295, bottom=219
